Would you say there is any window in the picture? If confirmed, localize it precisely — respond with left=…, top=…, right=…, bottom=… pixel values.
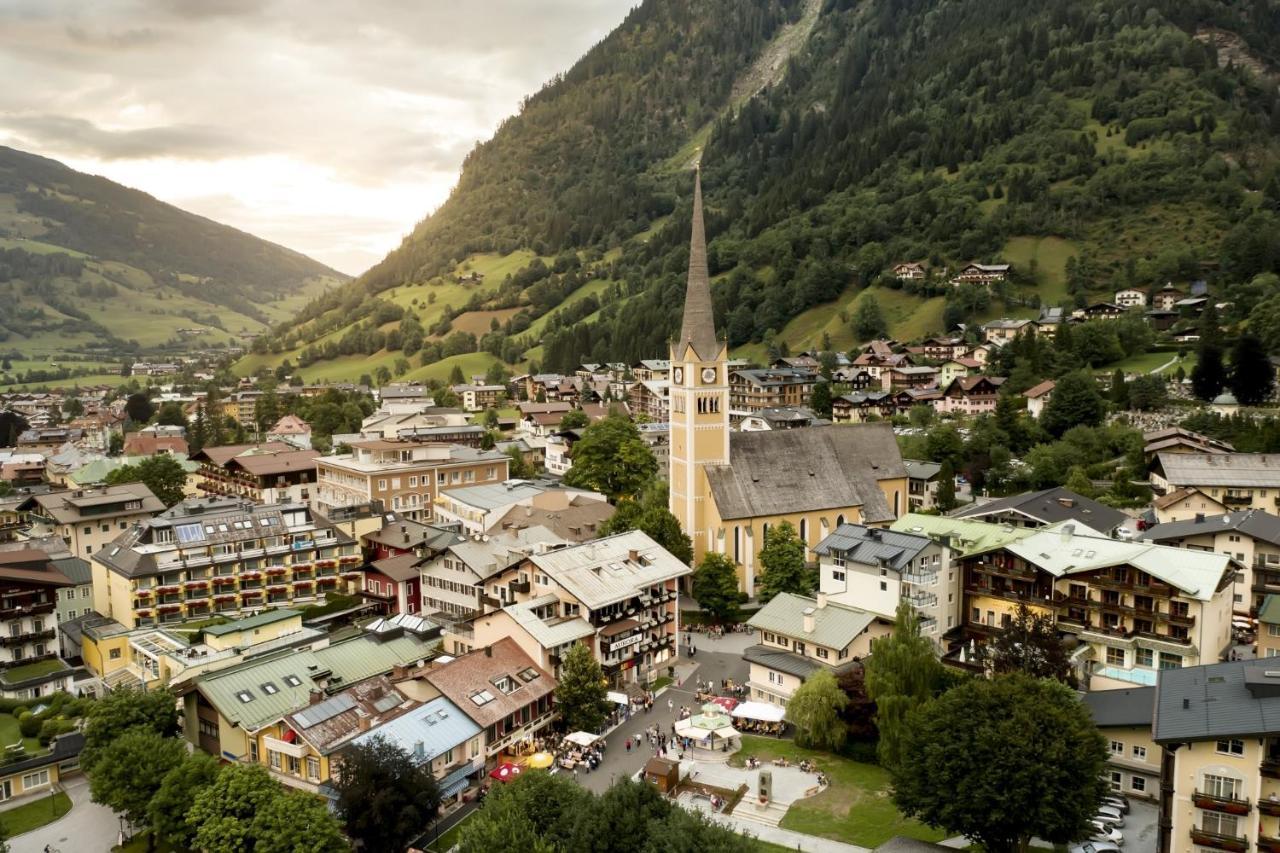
left=269, top=750, right=282, bottom=770
left=283, top=674, right=302, bottom=687
left=816, top=648, right=829, bottom=660
left=83, top=526, right=91, bottom=535
left=199, top=719, right=218, bottom=739
left=109, top=648, right=122, bottom=660
left=1136, top=648, right=1154, bottom=667
left=879, top=581, right=887, bottom=591
left=260, top=682, right=279, bottom=695
left=1109, top=740, right=1124, bottom=755
left=21, top=770, right=49, bottom=790
left=838, top=647, right=849, bottom=660
left=1215, top=739, right=1245, bottom=756
left=307, top=757, right=320, bottom=780
left=1109, top=770, right=1121, bottom=791
left=236, top=690, right=255, bottom=704
left=1160, top=653, right=1183, bottom=670
left=409, top=476, right=417, bottom=487
left=250, top=740, right=258, bottom=762
left=1132, top=745, right=1146, bottom=760
left=1106, top=647, right=1125, bottom=666
left=1201, top=812, right=1239, bottom=838
left=1131, top=776, right=1145, bottom=792
left=287, top=755, right=300, bottom=775
left=81, top=587, right=89, bottom=598
left=831, top=570, right=845, bottom=583
left=377, top=479, right=387, bottom=491
left=1270, top=623, right=1280, bottom=638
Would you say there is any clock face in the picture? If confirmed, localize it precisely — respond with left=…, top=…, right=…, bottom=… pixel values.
left=702, top=367, right=717, bottom=384
left=672, top=367, right=684, bottom=384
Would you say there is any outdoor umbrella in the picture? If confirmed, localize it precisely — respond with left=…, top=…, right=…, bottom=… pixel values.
left=489, top=761, right=523, bottom=783
left=527, top=752, right=555, bottom=769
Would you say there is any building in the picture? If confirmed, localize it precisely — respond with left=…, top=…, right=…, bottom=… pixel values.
left=1023, top=379, right=1055, bottom=419
left=744, top=592, right=891, bottom=707
left=469, top=530, right=689, bottom=686
left=1151, top=452, right=1280, bottom=513
left=1151, top=658, right=1280, bottom=853
left=0, top=733, right=84, bottom=803
left=1115, top=288, right=1148, bottom=308
left=952, top=486, right=1129, bottom=535
left=936, top=376, right=1004, bottom=416
left=903, top=460, right=942, bottom=512
left=1143, top=427, right=1233, bottom=463
left=452, top=385, right=506, bottom=413
left=419, top=527, right=561, bottom=621
left=1152, top=283, right=1184, bottom=311
left=52, top=556, right=92, bottom=657
left=433, top=481, right=609, bottom=538
left=22, top=484, right=164, bottom=558
left=1080, top=301, right=1126, bottom=320
left=936, top=358, right=981, bottom=387
left=627, top=379, right=670, bottom=423
left=815, top=524, right=953, bottom=644
left=738, top=407, right=822, bottom=432
left=90, top=497, right=362, bottom=628
left=1144, top=509, right=1280, bottom=615
left=1260, top=595, right=1280, bottom=658
left=193, top=443, right=320, bottom=505
left=349, top=694, right=484, bottom=803
left=364, top=554, right=424, bottom=616
left=952, top=263, right=1009, bottom=285
left=265, top=415, right=312, bottom=450
left=892, top=262, right=927, bottom=281
left=122, top=432, right=189, bottom=457
left=728, top=368, right=818, bottom=416
left=1152, top=487, right=1229, bottom=524
left=0, top=550, right=72, bottom=674
left=314, top=440, right=509, bottom=522
left=980, top=318, right=1036, bottom=344
left=1082, top=686, right=1159, bottom=800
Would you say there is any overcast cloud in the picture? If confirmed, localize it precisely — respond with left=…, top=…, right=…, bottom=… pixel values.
left=0, top=0, right=633, bottom=274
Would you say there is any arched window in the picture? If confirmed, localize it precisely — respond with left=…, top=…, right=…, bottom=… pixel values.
left=836, top=514, right=845, bottom=527
left=799, top=518, right=808, bottom=546
left=733, top=526, right=740, bottom=563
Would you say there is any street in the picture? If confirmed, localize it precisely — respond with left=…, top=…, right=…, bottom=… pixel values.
left=10, top=778, right=120, bottom=853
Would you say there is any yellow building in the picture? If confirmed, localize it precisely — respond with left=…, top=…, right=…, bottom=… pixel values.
left=0, top=733, right=84, bottom=804
left=1260, top=595, right=1280, bottom=659
left=668, top=170, right=908, bottom=597
left=1083, top=686, right=1160, bottom=800
left=1151, top=452, right=1280, bottom=516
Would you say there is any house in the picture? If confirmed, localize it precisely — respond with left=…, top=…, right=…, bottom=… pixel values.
left=1151, top=658, right=1280, bottom=853
left=903, top=460, right=943, bottom=512
left=1143, top=428, right=1235, bottom=462
left=1023, top=379, right=1055, bottom=419
left=627, top=379, right=669, bottom=423
left=1143, top=509, right=1280, bottom=614
left=881, top=365, right=939, bottom=392
left=363, top=554, right=423, bottom=616
left=631, top=360, right=670, bottom=383
left=1152, top=283, right=1184, bottom=312
left=815, top=524, right=953, bottom=645
left=892, top=262, right=927, bottom=281
left=0, top=550, right=73, bottom=676
left=21, top=484, right=164, bottom=559
left=52, top=556, right=93, bottom=657
left=1150, top=452, right=1280, bottom=513
left=980, top=318, right=1035, bottom=344
left=432, top=481, right=609, bottom=538
left=265, top=415, right=312, bottom=450
left=1082, top=687, right=1158, bottom=800
left=419, top=526, right=562, bottom=623
left=452, top=385, right=505, bottom=413
left=953, top=486, right=1129, bottom=535
left=1115, top=288, right=1148, bottom=309
left=937, top=358, right=981, bottom=386
left=122, top=432, right=189, bottom=457
left=488, top=497, right=615, bottom=544
left=1035, top=306, right=1065, bottom=338
left=349, top=694, right=484, bottom=803
left=1152, top=486, right=1229, bottom=524
left=468, top=530, right=689, bottom=686
left=0, top=732, right=84, bottom=803
left=192, top=443, right=320, bottom=505
left=744, top=592, right=891, bottom=706
left=918, top=337, right=968, bottom=361
left=90, top=496, right=362, bottom=628
left=738, top=407, right=822, bottom=432
left=952, top=263, right=1010, bottom=285
left=937, top=376, right=1004, bottom=416
left=355, top=408, right=471, bottom=441
left=543, top=431, right=579, bottom=476
left=728, top=368, right=819, bottom=415
left=361, top=513, right=460, bottom=562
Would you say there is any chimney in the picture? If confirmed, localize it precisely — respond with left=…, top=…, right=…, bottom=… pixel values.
left=485, top=645, right=493, bottom=657
left=404, top=533, right=410, bottom=544
left=628, top=549, right=640, bottom=562
left=815, top=592, right=828, bottom=610
left=1194, top=513, right=1205, bottom=523
left=868, top=528, right=882, bottom=541
left=309, top=688, right=324, bottom=705
left=357, top=716, right=371, bottom=732
left=802, top=607, right=815, bottom=634
left=1059, top=523, right=1075, bottom=543
left=392, top=664, right=407, bottom=679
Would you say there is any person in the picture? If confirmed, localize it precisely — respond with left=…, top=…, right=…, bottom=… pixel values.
left=668, top=698, right=674, bottom=712
left=625, top=738, right=631, bottom=753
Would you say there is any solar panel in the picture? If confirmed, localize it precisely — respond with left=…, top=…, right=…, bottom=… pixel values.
left=373, top=694, right=401, bottom=713
left=293, top=692, right=356, bottom=728
left=175, top=523, right=204, bottom=544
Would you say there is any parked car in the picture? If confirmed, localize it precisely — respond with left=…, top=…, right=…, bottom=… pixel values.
left=1088, top=821, right=1124, bottom=847
left=1095, top=805, right=1125, bottom=827
left=1102, top=793, right=1130, bottom=814
left=1071, top=843, right=1121, bottom=853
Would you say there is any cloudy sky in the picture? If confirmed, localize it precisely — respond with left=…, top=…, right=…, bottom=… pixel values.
left=0, top=0, right=634, bottom=275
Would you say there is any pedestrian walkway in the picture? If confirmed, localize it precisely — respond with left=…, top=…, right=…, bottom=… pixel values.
left=684, top=797, right=870, bottom=852
left=11, top=777, right=120, bottom=853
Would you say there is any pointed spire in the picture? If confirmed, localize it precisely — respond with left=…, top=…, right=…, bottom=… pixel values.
left=678, top=167, right=720, bottom=362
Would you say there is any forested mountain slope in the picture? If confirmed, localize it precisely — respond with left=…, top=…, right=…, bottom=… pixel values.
left=246, top=0, right=1280, bottom=381
left=0, top=146, right=344, bottom=358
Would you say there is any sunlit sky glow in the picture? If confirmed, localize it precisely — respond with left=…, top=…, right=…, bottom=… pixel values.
left=0, top=0, right=633, bottom=275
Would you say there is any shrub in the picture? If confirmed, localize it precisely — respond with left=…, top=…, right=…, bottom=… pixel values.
left=18, top=712, right=39, bottom=738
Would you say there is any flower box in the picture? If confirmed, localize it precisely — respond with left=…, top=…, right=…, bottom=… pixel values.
left=213, top=595, right=237, bottom=603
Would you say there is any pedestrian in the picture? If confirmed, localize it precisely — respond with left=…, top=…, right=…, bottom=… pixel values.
left=667, top=698, right=673, bottom=712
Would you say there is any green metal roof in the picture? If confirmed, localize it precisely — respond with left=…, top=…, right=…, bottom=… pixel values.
left=203, top=609, right=301, bottom=638
left=889, top=512, right=1036, bottom=556
left=1260, top=594, right=1280, bottom=626
left=747, top=593, right=878, bottom=650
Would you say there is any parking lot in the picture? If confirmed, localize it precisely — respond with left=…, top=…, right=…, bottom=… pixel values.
left=1122, top=798, right=1158, bottom=853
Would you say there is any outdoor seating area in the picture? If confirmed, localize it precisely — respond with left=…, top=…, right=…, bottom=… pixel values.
left=731, top=700, right=787, bottom=737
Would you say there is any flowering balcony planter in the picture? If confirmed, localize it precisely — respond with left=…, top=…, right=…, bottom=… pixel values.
left=318, top=560, right=339, bottom=569
left=265, top=567, right=288, bottom=576
left=185, top=580, right=208, bottom=589
left=135, top=608, right=153, bottom=617
left=291, top=563, right=312, bottom=571
left=157, top=605, right=182, bottom=614
left=292, top=581, right=313, bottom=589
left=213, top=595, right=237, bottom=603
left=339, top=556, right=361, bottom=565
left=1189, top=828, right=1249, bottom=852
left=1258, top=835, right=1280, bottom=853
left=1192, top=791, right=1251, bottom=815
left=135, top=590, right=152, bottom=598
left=239, top=572, right=263, bottom=580
left=156, top=586, right=180, bottom=595
left=317, top=577, right=338, bottom=586
left=341, top=570, right=363, bottom=579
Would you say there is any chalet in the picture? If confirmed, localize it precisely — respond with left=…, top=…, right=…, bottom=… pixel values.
left=1115, top=288, right=1147, bottom=308
left=770, top=355, right=820, bottom=371
left=892, top=262, right=927, bottom=281
left=953, top=486, right=1128, bottom=534
left=1080, top=302, right=1126, bottom=321
left=938, top=357, right=981, bottom=386
left=728, top=368, right=818, bottom=415
left=451, top=385, right=505, bottom=413
left=363, top=554, right=423, bottom=616
left=630, top=360, right=670, bottom=382
left=265, top=415, right=312, bottom=450
left=1152, top=283, right=1184, bottom=312
left=192, top=443, right=320, bottom=505
left=919, top=337, right=967, bottom=361
left=627, top=380, right=669, bottom=422
left=739, top=406, right=823, bottom=431
left=1142, top=427, right=1233, bottom=462
left=903, top=459, right=943, bottom=512
left=852, top=351, right=913, bottom=380
left=831, top=391, right=900, bottom=424
left=937, top=376, right=1004, bottom=416
left=831, top=367, right=875, bottom=390
left=1023, top=379, right=1055, bottom=419
left=1035, top=306, right=1066, bottom=338
left=1144, top=509, right=1280, bottom=614
left=952, top=263, right=1010, bottom=286
left=881, top=365, right=939, bottom=392
left=981, top=318, right=1035, bottom=345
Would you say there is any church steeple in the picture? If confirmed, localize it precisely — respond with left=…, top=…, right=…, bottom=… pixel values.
left=678, top=167, right=720, bottom=362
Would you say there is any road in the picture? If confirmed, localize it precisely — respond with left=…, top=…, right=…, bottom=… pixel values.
left=10, top=777, right=120, bottom=853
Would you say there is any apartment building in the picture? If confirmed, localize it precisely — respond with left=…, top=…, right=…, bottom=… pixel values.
left=952, top=486, right=1129, bottom=535
left=349, top=693, right=484, bottom=803
left=22, top=484, right=164, bottom=558
left=744, top=592, right=891, bottom=707
left=90, top=497, right=362, bottom=628
left=1151, top=452, right=1280, bottom=514
left=728, top=368, right=818, bottom=415
left=420, top=527, right=563, bottom=623
left=0, top=550, right=72, bottom=674
left=1083, top=686, right=1160, bottom=801
left=314, top=440, right=509, bottom=523
left=193, top=443, right=320, bottom=505
left=465, top=531, right=689, bottom=686
left=1144, top=509, right=1280, bottom=614
left=903, top=460, right=942, bottom=512
left=1153, top=658, right=1280, bottom=853
left=433, top=481, right=609, bottom=538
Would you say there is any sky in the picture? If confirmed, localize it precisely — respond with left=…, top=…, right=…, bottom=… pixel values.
left=0, top=0, right=634, bottom=275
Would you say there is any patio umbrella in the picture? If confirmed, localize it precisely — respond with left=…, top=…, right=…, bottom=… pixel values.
left=489, top=761, right=523, bottom=783
left=527, top=752, right=555, bottom=769
left=564, top=731, right=600, bottom=747
left=709, top=696, right=738, bottom=712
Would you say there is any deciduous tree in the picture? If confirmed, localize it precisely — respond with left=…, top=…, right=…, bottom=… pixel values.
left=87, top=729, right=186, bottom=827
left=562, top=416, right=656, bottom=501
left=82, top=687, right=178, bottom=775
left=125, top=392, right=155, bottom=424
left=785, top=669, right=848, bottom=751
left=252, top=788, right=348, bottom=853
left=1192, top=341, right=1228, bottom=401
left=560, top=409, right=590, bottom=430
left=105, top=454, right=189, bottom=507
left=756, top=522, right=809, bottom=603
left=187, top=763, right=279, bottom=853
left=333, top=736, right=442, bottom=853
left=149, top=752, right=222, bottom=850
left=864, top=603, right=943, bottom=771
left=555, top=641, right=609, bottom=734
left=1040, top=370, right=1105, bottom=438
left=691, top=552, right=740, bottom=625
left=984, top=602, right=1076, bottom=686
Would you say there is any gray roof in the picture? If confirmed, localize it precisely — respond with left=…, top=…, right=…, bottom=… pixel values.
left=813, top=524, right=932, bottom=572
left=952, top=487, right=1127, bottom=533
left=50, top=556, right=92, bottom=586
left=902, top=459, right=942, bottom=481
left=351, top=695, right=481, bottom=764
left=526, top=530, right=691, bottom=609
left=1154, top=658, right=1280, bottom=743
left=1144, top=508, right=1280, bottom=547
left=706, top=424, right=905, bottom=522
left=742, top=644, right=825, bottom=679
left=501, top=594, right=596, bottom=648
left=747, top=593, right=879, bottom=650
left=1155, top=452, right=1280, bottom=488
left=1082, top=686, right=1155, bottom=728
left=676, top=170, right=720, bottom=362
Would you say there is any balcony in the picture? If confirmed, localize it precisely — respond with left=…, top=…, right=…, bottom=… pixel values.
left=901, top=570, right=938, bottom=586
left=1193, top=790, right=1251, bottom=815
left=510, top=581, right=530, bottom=594
left=1262, top=757, right=1280, bottom=779
left=1258, top=835, right=1280, bottom=853
left=263, top=736, right=309, bottom=759
left=1188, top=827, right=1249, bottom=852
left=1169, top=611, right=1196, bottom=628
left=1223, top=493, right=1253, bottom=506
left=0, top=629, right=55, bottom=647
left=903, top=591, right=937, bottom=609
left=1260, top=798, right=1280, bottom=817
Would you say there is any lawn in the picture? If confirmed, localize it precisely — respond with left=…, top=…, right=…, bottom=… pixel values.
left=0, top=713, right=42, bottom=754
left=1001, top=235, right=1080, bottom=307
left=1101, top=350, right=1181, bottom=376
left=421, top=812, right=474, bottom=852
left=729, top=735, right=946, bottom=848
left=0, top=658, right=68, bottom=685
left=0, top=790, right=71, bottom=835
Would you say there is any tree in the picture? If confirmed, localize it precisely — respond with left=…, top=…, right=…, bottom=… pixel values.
left=784, top=669, right=848, bottom=751
left=1108, top=368, right=1128, bottom=408
left=505, top=446, right=535, bottom=479
left=1192, top=342, right=1228, bottom=401
left=562, top=416, right=657, bottom=501
left=984, top=603, right=1076, bottom=686
left=106, top=454, right=188, bottom=507
left=691, top=552, right=740, bottom=624
left=853, top=294, right=888, bottom=341
left=555, top=641, right=608, bottom=734
left=864, top=603, right=943, bottom=771
left=154, top=401, right=188, bottom=427
left=1064, top=466, right=1096, bottom=499
left=1230, top=333, right=1275, bottom=406
left=935, top=460, right=957, bottom=511
left=756, top=522, right=809, bottom=603
left=87, top=729, right=186, bottom=827
left=892, top=674, right=1109, bottom=853
left=1040, top=370, right=1105, bottom=438
left=1127, top=374, right=1167, bottom=411
left=187, top=763, right=281, bottom=853
left=449, top=364, right=466, bottom=385
left=149, top=752, right=222, bottom=850
left=560, top=409, right=590, bottom=430
left=252, top=788, right=349, bottom=853
left=333, top=736, right=441, bottom=853
left=458, top=780, right=557, bottom=853
left=82, top=687, right=178, bottom=774
left=124, top=391, right=155, bottom=424
left=599, top=481, right=693, bottom=565
left=0, top=411, right=28, bottom=448
left=62, top=397, right=84, bottom=419
left=810, top=380, right=833, bottom=418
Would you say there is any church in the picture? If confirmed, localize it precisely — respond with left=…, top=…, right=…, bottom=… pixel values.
left=668, top=170, right=909, bottom=597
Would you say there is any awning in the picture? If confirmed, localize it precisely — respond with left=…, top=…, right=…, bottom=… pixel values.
left=731, top=701, right=785, bottom=723
left=600, top=618, right=640, bottom=637
left=438, top=762, right=475, bottom=798
left=564, top=731, right=600, bottom=747
left=674, top=719, right=739, bottom=741
left=606, top=691, right=629, bottom=705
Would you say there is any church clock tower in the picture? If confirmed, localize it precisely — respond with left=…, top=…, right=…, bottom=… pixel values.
left=668, top=167, right=729, bottom=564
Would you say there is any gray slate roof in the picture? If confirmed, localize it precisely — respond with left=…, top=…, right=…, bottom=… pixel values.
left=1083, top=686, right=1155, bottom=728
left=742, top=644, right=825, bottom=679
left=813, top=524, right=931, bottom=572
left=1154, top=658, right=1280, bottom=743
left=1144, top=508, right=1280, bottom=547
left=1155, top=452, right=1280, bottom=488
left=952, top=487, right=1127, bottom=533
left=50, top=556, right=92, bottom=586
left=706, top=423, right=905, bottom=522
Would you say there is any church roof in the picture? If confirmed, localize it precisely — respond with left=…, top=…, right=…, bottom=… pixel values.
left=676, top=169, right=720, bottom=362
left=705, top=424, right=905, bottom=522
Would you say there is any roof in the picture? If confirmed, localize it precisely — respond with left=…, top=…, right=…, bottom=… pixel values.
left=741, top=643, right=852, bottom=679
left=351, top=695, right=481, bottom=763
left=1154, top=658, right=1280, bottom=742
left=31, top=483, right=163, bottom=523
left=1023, top=379, right=1056, bottom=399
left=269, top=415, right=311, bottom=435
left=49, top=556, right=91, bottom=586
left=193, top=442, right=295, bottom=467
left=489, top=499, right=615, bottom=542
left=0, top=733, right=84, bottom=779
left=705, top=424, right=905, bottom=522
left=1145, top=509, right=1280, bottom=547
left=502, top=594, right=596, bottom=647
left=226, top=449, right=320, bottom=477
left=902, top=459, right=941, bottom=481
left=202, top=608, right=301, bottom=638
left=424, top=637, right=556, bottom=729
left=676, top=169, right=720, bottom=362
left=440, top=481, right=551, bottom=511
left=952, top=487, right=1128, bottom=533
left=285, top=676, right=415, bottom=755
left=525, top=530, right=691, bottom=609
left=890, top=513, right=1036, bottom=555
left=1155, top=452, right=1280, bottom=488
left=813, top=524, right=932, bottom=572
left=371, top=554, right=421, bottom=583
left=362, top=514, right=462, bottom=552
left=1083, top=686, right=1155, bottom=728
left=1259, top=594, right=1280, bottom=625
left=0, top=551, right=72, bottom=587
left=747, top=593, right=878, bottom=649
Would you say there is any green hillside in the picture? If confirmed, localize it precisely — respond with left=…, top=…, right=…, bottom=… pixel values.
left=0, top=146, right=345, bottom=364
left=245, top=0, right=1280, bottom=382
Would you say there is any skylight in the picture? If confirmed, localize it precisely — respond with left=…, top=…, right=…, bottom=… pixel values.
left=470, top=690, right=495, bottom=706
left=236, top=690, right=254, bottom=703
left=283, top=675, right=302, bottom=687
left=175, top=523, right=204, bottom=543
left=517, top=667, right=539, bottom=683
left=261, top=682, right=279, bottom=695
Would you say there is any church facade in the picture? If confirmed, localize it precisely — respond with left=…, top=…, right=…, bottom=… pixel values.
left=668, top=170, right=909, bottom=597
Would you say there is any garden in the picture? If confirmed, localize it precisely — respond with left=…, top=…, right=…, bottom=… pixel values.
left=0, top=690, right=90, bottom=762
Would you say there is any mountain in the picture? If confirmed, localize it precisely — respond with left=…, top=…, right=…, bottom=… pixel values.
left=0, top=145, right=345, bottom=366
left=244, top=0, right=1280, bottom=384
